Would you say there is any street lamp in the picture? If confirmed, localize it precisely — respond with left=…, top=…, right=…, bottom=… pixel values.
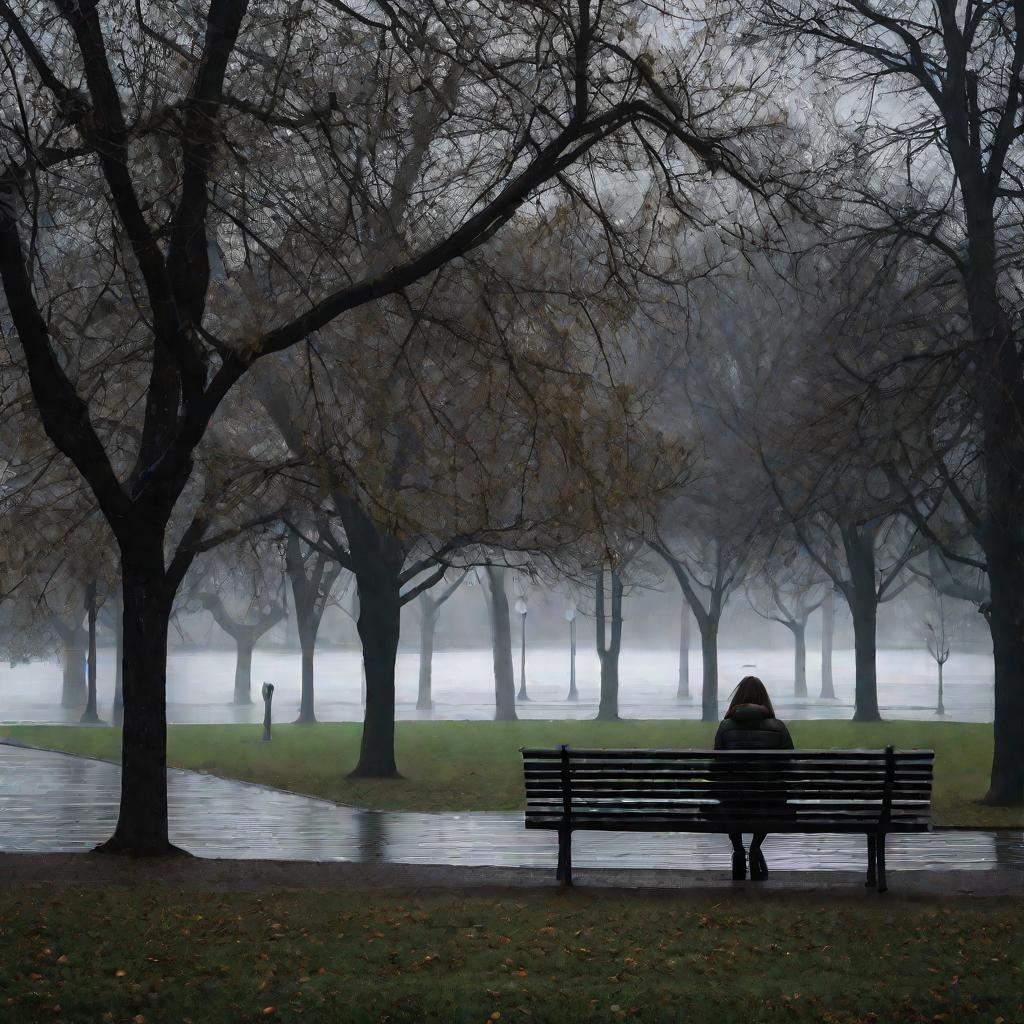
left=565, top=603, right=578, bottom=701
left=514, top=595, right=529, bottom=701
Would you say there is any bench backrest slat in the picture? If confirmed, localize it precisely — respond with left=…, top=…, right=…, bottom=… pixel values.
left=522, top=747, right=934, bottom=832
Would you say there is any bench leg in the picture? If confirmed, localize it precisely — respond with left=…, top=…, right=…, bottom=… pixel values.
left=556, top=828, right=573, bottom=887
left=876, top=833, right=887, bottom=894
left=865, top=834, right=877, bottom=888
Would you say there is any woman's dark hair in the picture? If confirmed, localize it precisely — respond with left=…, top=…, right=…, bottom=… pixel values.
left=725, top=676, right=776, bottom=719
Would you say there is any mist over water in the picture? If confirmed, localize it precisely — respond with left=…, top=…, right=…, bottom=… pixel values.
left=0, top=645, right=994, bottom=725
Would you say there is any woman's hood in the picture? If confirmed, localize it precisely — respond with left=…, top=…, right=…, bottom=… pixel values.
left=731, top=703, right=770, bottom=721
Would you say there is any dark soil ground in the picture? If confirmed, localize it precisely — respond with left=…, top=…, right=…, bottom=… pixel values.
left=2, top=851, right=1022, bottom=899
left=1, top=857, right=1022, bottom=1024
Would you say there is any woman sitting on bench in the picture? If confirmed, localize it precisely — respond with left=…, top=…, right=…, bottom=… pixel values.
left=714, top=676, right=794, bottom=881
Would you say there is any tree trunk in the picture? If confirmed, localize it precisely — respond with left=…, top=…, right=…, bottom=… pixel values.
left=595, top=567, right=623, bottom=721
left=486, top=567, right=517, bottom=722
left=699, top=622, right=720, bottom=723
left=792, top=620, right=807, bottom=699
left=842, top=526, right=881, bottom=722
left=849, top=590, right=880, bottom=722
left=597, top=652, right=620, bottom=720
left=983, top=566, right=1024, bottom=803
left=95, top=550, right=178, bottom=855
left=234, top=637, right=254, bottom=706
left=285, top=601, right=299, bottom=648
left=951, top=189, right=1024, bottom=804
left=820, top=588, right=835, bottom=699
left=80, top=581, right=102, bottom=724
left=61, top=639, right=86, bottom=709
left=350, top=574, right=402, bottom=778
left=516, top=611, right=530, bottom=701
left=417, top=606, right=437, bottom=711
left=677, top=601, right=691, bottom=700
left=112, top=589, right=124, bottom=726
left=285, top=533, right=340, bottom=725
left=566, top=617, right=578, bottom=701
left=936, top=660, right=946, bottom=716
left=296, top=639, right=317, bottom=723
left=290, top=582, right=321, bottom=724
left=977, top=349, right=1024, bottom=802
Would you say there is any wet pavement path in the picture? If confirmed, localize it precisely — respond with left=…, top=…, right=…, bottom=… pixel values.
left=2, top=742, right=1023, bottom=874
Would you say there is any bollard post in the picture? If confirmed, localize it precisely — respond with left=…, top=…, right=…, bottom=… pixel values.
left=261, top=682, right=275, bottom=741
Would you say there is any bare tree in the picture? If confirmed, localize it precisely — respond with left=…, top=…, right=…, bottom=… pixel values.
left=701, top=231, right=930, bottom=721
left=924, top=591, right=952, bottom=717
left=186, top=538, right=287, bottom=705
left=754, top=0, right=1024, bottom=801
left=415, top=572, right=465, bottom=712
left=262, top=207, right=685, bottom=773
left=589, top=542, right=649, bottom=721
left=651, top=528, right=757, bottom=722
left=747, top=543, right=827, bottom=698
left=0, top=0, right=796, bottom=848
left=902, top=542, right=986, bottom=715
left=0, top=461, right=117, bottom=714
left=284, top=525, right=342, bottom=725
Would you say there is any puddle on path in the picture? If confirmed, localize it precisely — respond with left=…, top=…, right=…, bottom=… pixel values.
left=2, top=743, right=1022, bottom=871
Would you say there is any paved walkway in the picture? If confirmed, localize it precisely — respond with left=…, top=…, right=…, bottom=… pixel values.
left=2, top=742, right=1023, bottom=877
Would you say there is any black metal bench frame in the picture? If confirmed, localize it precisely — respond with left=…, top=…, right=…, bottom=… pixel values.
left=522, top=744, right=935, bottom=892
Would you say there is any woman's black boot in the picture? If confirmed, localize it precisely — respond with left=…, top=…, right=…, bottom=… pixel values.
left=731, top=851, right=747, bottom=880
left=749, top=847, right=768, bottom=881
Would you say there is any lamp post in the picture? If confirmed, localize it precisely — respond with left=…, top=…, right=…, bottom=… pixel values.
left=514, top=596, right=529, bottom=701
left=565, top=603, right=578, bottom=701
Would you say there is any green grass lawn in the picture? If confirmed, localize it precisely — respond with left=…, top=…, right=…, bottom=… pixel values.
left=0, top=888, right=1021, bottom=1023
left=4, top=719, right=1020, bottom=827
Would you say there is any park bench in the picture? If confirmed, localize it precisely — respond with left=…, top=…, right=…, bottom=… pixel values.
left=521, top=745, right=934, bottom=892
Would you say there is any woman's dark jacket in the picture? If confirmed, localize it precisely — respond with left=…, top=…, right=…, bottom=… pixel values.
left=713, top=704, right=794, bottom=751
left=712, top=704, right=794, bottom=824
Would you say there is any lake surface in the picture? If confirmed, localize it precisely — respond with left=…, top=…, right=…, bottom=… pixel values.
left=0, top=645, right=995, bottom=724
